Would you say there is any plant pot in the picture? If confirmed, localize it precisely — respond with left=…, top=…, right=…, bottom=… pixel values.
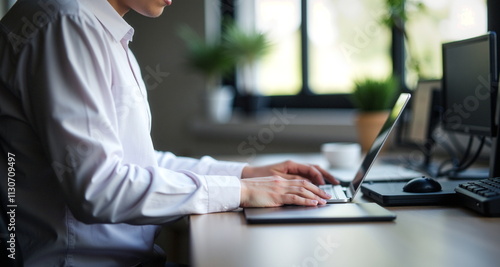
left=355, top=111, right=390, bottom=152
left=206, top=86, right=234, bottom=123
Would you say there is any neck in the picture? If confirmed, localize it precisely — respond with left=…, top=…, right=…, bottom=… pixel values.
left=107, top=0, right=130, bottom=17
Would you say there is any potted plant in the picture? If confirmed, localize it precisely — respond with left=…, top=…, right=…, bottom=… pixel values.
left=178, top=25, right=236, bottom=122
left=351, top=77, right=398, bottom=151
left=222, top=20, right=272, bottom=116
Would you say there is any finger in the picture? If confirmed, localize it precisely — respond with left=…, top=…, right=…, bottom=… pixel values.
left=279, top=173, right=309, bottom=181
left=282, top=161, right=325, bottom=185
left=311, top=164, right=340, bottom=185
left=286, top=186, right=320, bottom=200
left=281, top=194, right=327, bottom=206
left=290, top=179, right=332, bottom=200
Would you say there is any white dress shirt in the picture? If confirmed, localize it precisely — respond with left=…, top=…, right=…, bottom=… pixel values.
left=0, top=0, right=245, bottom=266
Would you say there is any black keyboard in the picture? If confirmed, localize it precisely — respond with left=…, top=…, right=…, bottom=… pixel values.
left=455, top=177, right=500, bottom=216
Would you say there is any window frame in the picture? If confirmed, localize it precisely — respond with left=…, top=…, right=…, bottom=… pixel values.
left=224, top=0, right=358, bottom=109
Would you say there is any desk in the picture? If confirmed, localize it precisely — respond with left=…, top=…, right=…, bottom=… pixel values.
left=190, top=201, right=500, bottom=267
left=188, top=153, right=499, bottom=267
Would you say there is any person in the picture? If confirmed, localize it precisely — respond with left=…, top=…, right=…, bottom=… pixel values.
left=0, top=0, right=338, bottom=266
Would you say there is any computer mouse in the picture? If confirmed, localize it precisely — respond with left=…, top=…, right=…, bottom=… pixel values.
left=403, top=177, right=442, bottom=193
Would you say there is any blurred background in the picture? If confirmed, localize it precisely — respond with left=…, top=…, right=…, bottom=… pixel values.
left=0, top=0, right=493, bottom=160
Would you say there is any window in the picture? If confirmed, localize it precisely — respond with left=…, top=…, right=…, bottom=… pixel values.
left=249, top=0, right=392, bottom=95
left=251, top=0, right=303, bottom=95
left=307, top=0, right=391, bottom=94
left=226, top=0, right=488, bottom=108
left=405, top=0, right=487, bottom=85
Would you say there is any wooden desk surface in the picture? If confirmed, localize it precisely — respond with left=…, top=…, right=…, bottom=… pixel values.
left=189, top=153, right=499, bottom=267
left=190, top=204, right=500, bottom=267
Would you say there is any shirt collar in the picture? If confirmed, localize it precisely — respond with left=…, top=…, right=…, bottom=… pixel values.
left=79, top=0, right=135, bottom=43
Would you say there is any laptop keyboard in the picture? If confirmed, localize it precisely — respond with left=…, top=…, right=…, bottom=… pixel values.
left=319, top=184, right=348, bottom=200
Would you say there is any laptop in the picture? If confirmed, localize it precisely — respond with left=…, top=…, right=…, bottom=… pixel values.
left=319, top=93, right=411, bottom=203
left=244, top=93, right=411, bottom=223
left=244, top=202, right=397, bottom=224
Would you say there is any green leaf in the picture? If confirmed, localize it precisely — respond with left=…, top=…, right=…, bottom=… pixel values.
left=222, top=20, right=272, bottom=66
left=351, top=77, right=398, bottom=111
left=177, top=25, right=235, bottom=78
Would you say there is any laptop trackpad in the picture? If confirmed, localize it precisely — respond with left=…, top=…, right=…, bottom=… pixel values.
left=244, top=203, right=396, bottom=224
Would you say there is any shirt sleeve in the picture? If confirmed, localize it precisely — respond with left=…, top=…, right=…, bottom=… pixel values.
left=154, top=151, right=247, bottom=177
left=19, top=13, right=241, bottom=225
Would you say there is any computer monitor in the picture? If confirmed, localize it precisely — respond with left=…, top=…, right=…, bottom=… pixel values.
left=408, top=80, right=441, bottom=145
left=404, top=80, right=441, bottom=167
left=441, top=32, right=498, bottom=137
left=441, top=32, right=500, bottom=177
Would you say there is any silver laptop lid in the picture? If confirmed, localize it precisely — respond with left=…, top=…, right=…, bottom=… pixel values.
left=347, top=93, right=411, bottom=198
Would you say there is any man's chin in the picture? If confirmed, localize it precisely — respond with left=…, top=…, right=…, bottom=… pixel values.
left=139, top=8, right=165, bottom=18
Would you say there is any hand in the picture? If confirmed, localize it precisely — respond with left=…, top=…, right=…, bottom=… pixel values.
left=239, top=176, right=331, bottom=207
left=241, top=160, right=339, bottom=185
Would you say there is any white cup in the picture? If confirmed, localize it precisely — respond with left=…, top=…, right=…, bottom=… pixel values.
left=321, top=142, right=361, bottom=169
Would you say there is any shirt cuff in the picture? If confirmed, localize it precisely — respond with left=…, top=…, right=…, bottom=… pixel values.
left=204, top=174, right=242, bottom=212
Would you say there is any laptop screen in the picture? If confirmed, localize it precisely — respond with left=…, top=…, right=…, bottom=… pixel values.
left=348, top=93, right=411, bottom=196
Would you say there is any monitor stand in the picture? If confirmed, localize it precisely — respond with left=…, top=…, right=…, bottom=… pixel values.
left=490, top=80, right=500, bottom=178
left=490, top=134, right=500, bottom=177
